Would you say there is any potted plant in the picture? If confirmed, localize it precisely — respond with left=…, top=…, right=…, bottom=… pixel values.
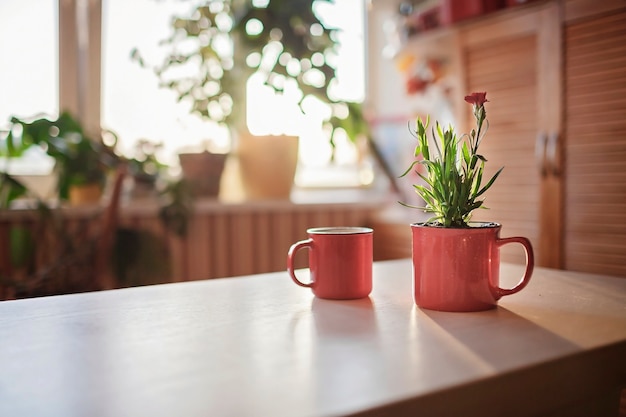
left=5, top=112, right=119, bottom=205
left=178, top=141, right=228, bottom=199
left=0, top=172, right=28, bottom=209
left=126, top=139, right=169, bottom=200
left=133, top=0, right=369, bottom=199
left=400, top=92, right=534, bottom=312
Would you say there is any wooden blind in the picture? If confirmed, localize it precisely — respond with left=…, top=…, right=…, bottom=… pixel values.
left=564, top=10, right=626, bottom=277
left=464, top=34, right=541, bottom=264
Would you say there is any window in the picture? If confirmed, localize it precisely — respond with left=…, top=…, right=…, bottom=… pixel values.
left=0, top=1, right=58, bottom=124
left=3, top=0, right=367, bottom=186
left=247, top=0, right=366, bottom=166
left=0, top=0, right=58, bottom=175
left=102, top=0, right=229, bottom=165
left=102, top=0, right=366, bottom=180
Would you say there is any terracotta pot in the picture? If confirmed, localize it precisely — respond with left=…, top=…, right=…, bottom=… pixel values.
left=411, top=222, right=534, bottom=312
left=178, top=151, right=227, bottom=198
left=129, top=176, right=157, bottom=200
left=68, top=183, right=103, bottom=206
left=237, top=133, right=299, bottom=200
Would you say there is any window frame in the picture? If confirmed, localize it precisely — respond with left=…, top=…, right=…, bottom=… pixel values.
left=58, top=0, right=102, bottom=139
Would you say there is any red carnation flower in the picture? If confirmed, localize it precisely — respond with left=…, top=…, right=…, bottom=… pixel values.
left=464, top=92, right=489, bottom=106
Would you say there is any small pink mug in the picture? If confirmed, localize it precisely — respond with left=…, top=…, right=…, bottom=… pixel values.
left=287, top=227, right=373, bottom=300
left=412, top=222, right=534, bottom=312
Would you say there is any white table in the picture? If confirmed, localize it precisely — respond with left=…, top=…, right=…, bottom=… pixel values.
left=1, top=259, right=625, bottom=417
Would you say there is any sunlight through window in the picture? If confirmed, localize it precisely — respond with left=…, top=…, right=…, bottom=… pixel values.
left=102, top=0, right=365, bottom=171
left=0, top=0, right=57, bottom=175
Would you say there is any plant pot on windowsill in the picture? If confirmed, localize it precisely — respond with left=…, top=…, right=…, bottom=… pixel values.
left=236, top=132, right=299, bottom=201
left=125, top=139, right=168, bottom=201
left=400, top=92, right=534, bottom=312
left=56, top=140, right=113, bottom=207
left=178, top=151, right=227, bottom=199
left=68, top=182, right=103, bottom=206
left=128, top=174, right=158, bottom=200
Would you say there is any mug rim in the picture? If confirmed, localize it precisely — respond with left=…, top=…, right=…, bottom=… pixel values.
left=307, top=226, right=373, bottom=235
left=410, top=221, right=501, bottom=229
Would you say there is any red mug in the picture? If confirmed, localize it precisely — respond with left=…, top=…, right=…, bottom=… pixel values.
left=287, top=227, right=373, bottom=299
left=412, top=222, right=534, bottom=312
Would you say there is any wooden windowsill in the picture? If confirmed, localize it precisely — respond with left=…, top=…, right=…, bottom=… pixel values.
left=1, top=186, right=392, bottom=219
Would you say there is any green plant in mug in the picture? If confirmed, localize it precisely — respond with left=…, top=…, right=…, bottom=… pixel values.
left=400, top=92, right=503, bottom=227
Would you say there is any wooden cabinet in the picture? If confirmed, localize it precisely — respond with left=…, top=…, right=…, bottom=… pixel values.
left=562, top=1, right=626, bottom=277
left=458, top=0, right=626, bottom=276
left=369, top=0, right=626, bottom=277
left=456, top=2, right=562, bottom=268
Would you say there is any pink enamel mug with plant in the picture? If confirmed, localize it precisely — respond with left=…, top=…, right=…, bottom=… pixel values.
left=401, top=92, right=535, bottom=311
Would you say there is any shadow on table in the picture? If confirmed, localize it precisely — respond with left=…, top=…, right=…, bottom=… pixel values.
left=309, top=297, right=378, bottom=337
left=419, top=306, right=580, bottom=370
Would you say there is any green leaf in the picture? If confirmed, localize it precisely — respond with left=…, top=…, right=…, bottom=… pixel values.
left=475, top=166, right=504, bottom=198
left=397, top=200, right=428, bottom=211
left=0, top=173, right=27, bottom=208
left=399, top=160, right=422, bottom=178
left=414, top=143, right=421, bottom=158
left=0, top=130, right=27, bottom=157
left=418, top=120, right=426, bottom=138
left=431, top=125, right=441, bottom=158
left=461, top=141, right=470, bottom=167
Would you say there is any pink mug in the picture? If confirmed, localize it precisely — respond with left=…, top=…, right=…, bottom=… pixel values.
left=412, top=222, right=534, bottom=312
left=287, top=227, right=373, bottom=299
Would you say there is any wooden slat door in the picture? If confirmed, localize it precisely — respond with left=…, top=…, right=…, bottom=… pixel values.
left=563, top=8, right=626, bottom=277
left=457, top=3, right=562, bottom=267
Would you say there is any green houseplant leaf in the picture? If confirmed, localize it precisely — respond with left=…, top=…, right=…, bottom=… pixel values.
left=5, top=112, right=119, bottom=200
left=131, top=0, right=367, bottom=146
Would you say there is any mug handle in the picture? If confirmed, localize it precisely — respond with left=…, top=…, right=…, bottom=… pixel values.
left=493, top=237, right=535, bottom=299
left=287, top=239, right=314, bottom=288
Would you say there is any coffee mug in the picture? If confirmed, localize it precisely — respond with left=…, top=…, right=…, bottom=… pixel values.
left=411, top=222, right=534, bottom=312
left=287, top=227, right=373, bottom=299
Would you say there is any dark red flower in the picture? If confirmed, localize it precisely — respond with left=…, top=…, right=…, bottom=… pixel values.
left=464, top=92, right=489, bottom=106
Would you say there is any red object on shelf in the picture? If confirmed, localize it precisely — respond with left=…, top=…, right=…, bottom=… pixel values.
left=484, top=0, right=505, bottom=12
left=440, top=0, right=505, bottom=25
left=506, top=0, right=537, bottom=6
left=440, top=0, right=482, bottom=24
left=405, top=4, right=442, bottom=35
